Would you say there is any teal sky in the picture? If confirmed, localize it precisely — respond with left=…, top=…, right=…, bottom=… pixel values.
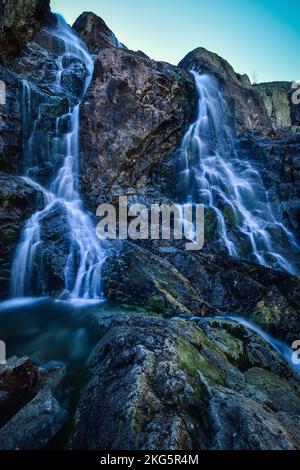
left=51, top=0, right=300, bottom=83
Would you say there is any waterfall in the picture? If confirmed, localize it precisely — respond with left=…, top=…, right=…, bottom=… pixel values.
left=10, top=16, right=106, bottom=299
left=179, top=71, right=300, bottom=274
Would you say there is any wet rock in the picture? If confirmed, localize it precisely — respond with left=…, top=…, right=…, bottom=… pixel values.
left=103, top=241, right=300, bottom=339
left=0, top=65, right=22, bottom=173
left=209, top=389, right=295, bottom=450
left=0, top=173, right=43, bottom=298
left=102, top=242, right=212, bottom=317
left=39, top=361, right=66, bottom=392
left=61, top=56, right=88, bottom=97
left=38, top=201, right=73, bottom=296
left=72, top=314, right=300, bottom=450
left=179, top=47, right=272, bottom=132
left=0, top=0, right=51, bottom=63
left=0, top=356, right=41, bottom=426
left=0, top=388, right=68, bottom=450
left=0, top=356, right=40, bottom=396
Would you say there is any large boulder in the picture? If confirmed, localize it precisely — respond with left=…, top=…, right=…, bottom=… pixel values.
left=0, top=0, right=51, bottom=63
left=178, top=47, right=272, bottom=132
left=71, top=313, right=300, bottom=450
left=0, top=387, right=68, bottom=450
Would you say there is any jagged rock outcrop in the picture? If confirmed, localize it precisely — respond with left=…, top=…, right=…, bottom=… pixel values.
left=72, top=313, right=300, bottom=450
left=254, top=81, right=300, bottom=128
left=0, top=0, right=51, bottom=63
left=0, top=173, right=43, bottom=298
left=102, top=241, right=300, bottom=340
left=75, top=12, right=195, bottom=210
left=73, top=11, right=122, bottom=53
left=179, top=47, right=272, bottom=132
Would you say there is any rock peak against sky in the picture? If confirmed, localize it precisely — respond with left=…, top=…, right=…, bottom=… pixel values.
left=52, top=0, right=300, bottom=83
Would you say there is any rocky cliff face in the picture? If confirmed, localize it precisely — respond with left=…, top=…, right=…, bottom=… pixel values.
left=0, top=0, right=51, bottom=63
left=73, top=13, right=195, bottom=209
left=254, top=81, right=300, bottom=128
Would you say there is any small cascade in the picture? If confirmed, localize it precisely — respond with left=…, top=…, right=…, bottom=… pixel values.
left=190, top=314, right=300, bottom=376
left=178, top=71, right=300, bottom=274
left=11, top=16, right=106, bottom=299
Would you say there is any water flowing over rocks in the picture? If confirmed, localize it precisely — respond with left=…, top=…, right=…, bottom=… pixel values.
left=0, top=5, right=300, bottom=451
left=178, top=47, right=272, bottom=132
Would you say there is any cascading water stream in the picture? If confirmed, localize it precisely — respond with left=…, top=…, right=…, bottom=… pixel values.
left=188, top=314, right=300, bottom=376
left=11, top=16, right=106, bottom=299
left=179, top=71, right=300, bottom=274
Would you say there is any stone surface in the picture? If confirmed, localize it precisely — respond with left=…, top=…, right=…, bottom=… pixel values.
left=73, top=11, right=123, bottom=54
left=102, top=241, right=300, bottom=340
left=0, top=0, right=51, bottom=63
left=0, top=387, right=68, bottom=450
left=254, top=81, right=300, bottom=128
left=178, top=47, right=272, bottom=132
left=236, top=129, right=300, bottom=243
left=71, top=313, right=300, bottom=450
left=0, top=173, right=43, bottom=298
left=79, top=39, right=195, bottom=210
left=0, top=355, right=40, bottom=396
left=39, top=361, right=67, bottom=392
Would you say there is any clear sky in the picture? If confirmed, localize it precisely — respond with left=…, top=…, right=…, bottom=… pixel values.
left=51, top=0, right=300, bottom=83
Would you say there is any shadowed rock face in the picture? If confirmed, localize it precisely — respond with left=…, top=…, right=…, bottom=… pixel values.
left=0, top=173, right=43, bottom=298
left=178, top=47, right=272, bottom=132
left=0, top=0, right=51, bottom=63
left=79, top=44, right=195, bottom=210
